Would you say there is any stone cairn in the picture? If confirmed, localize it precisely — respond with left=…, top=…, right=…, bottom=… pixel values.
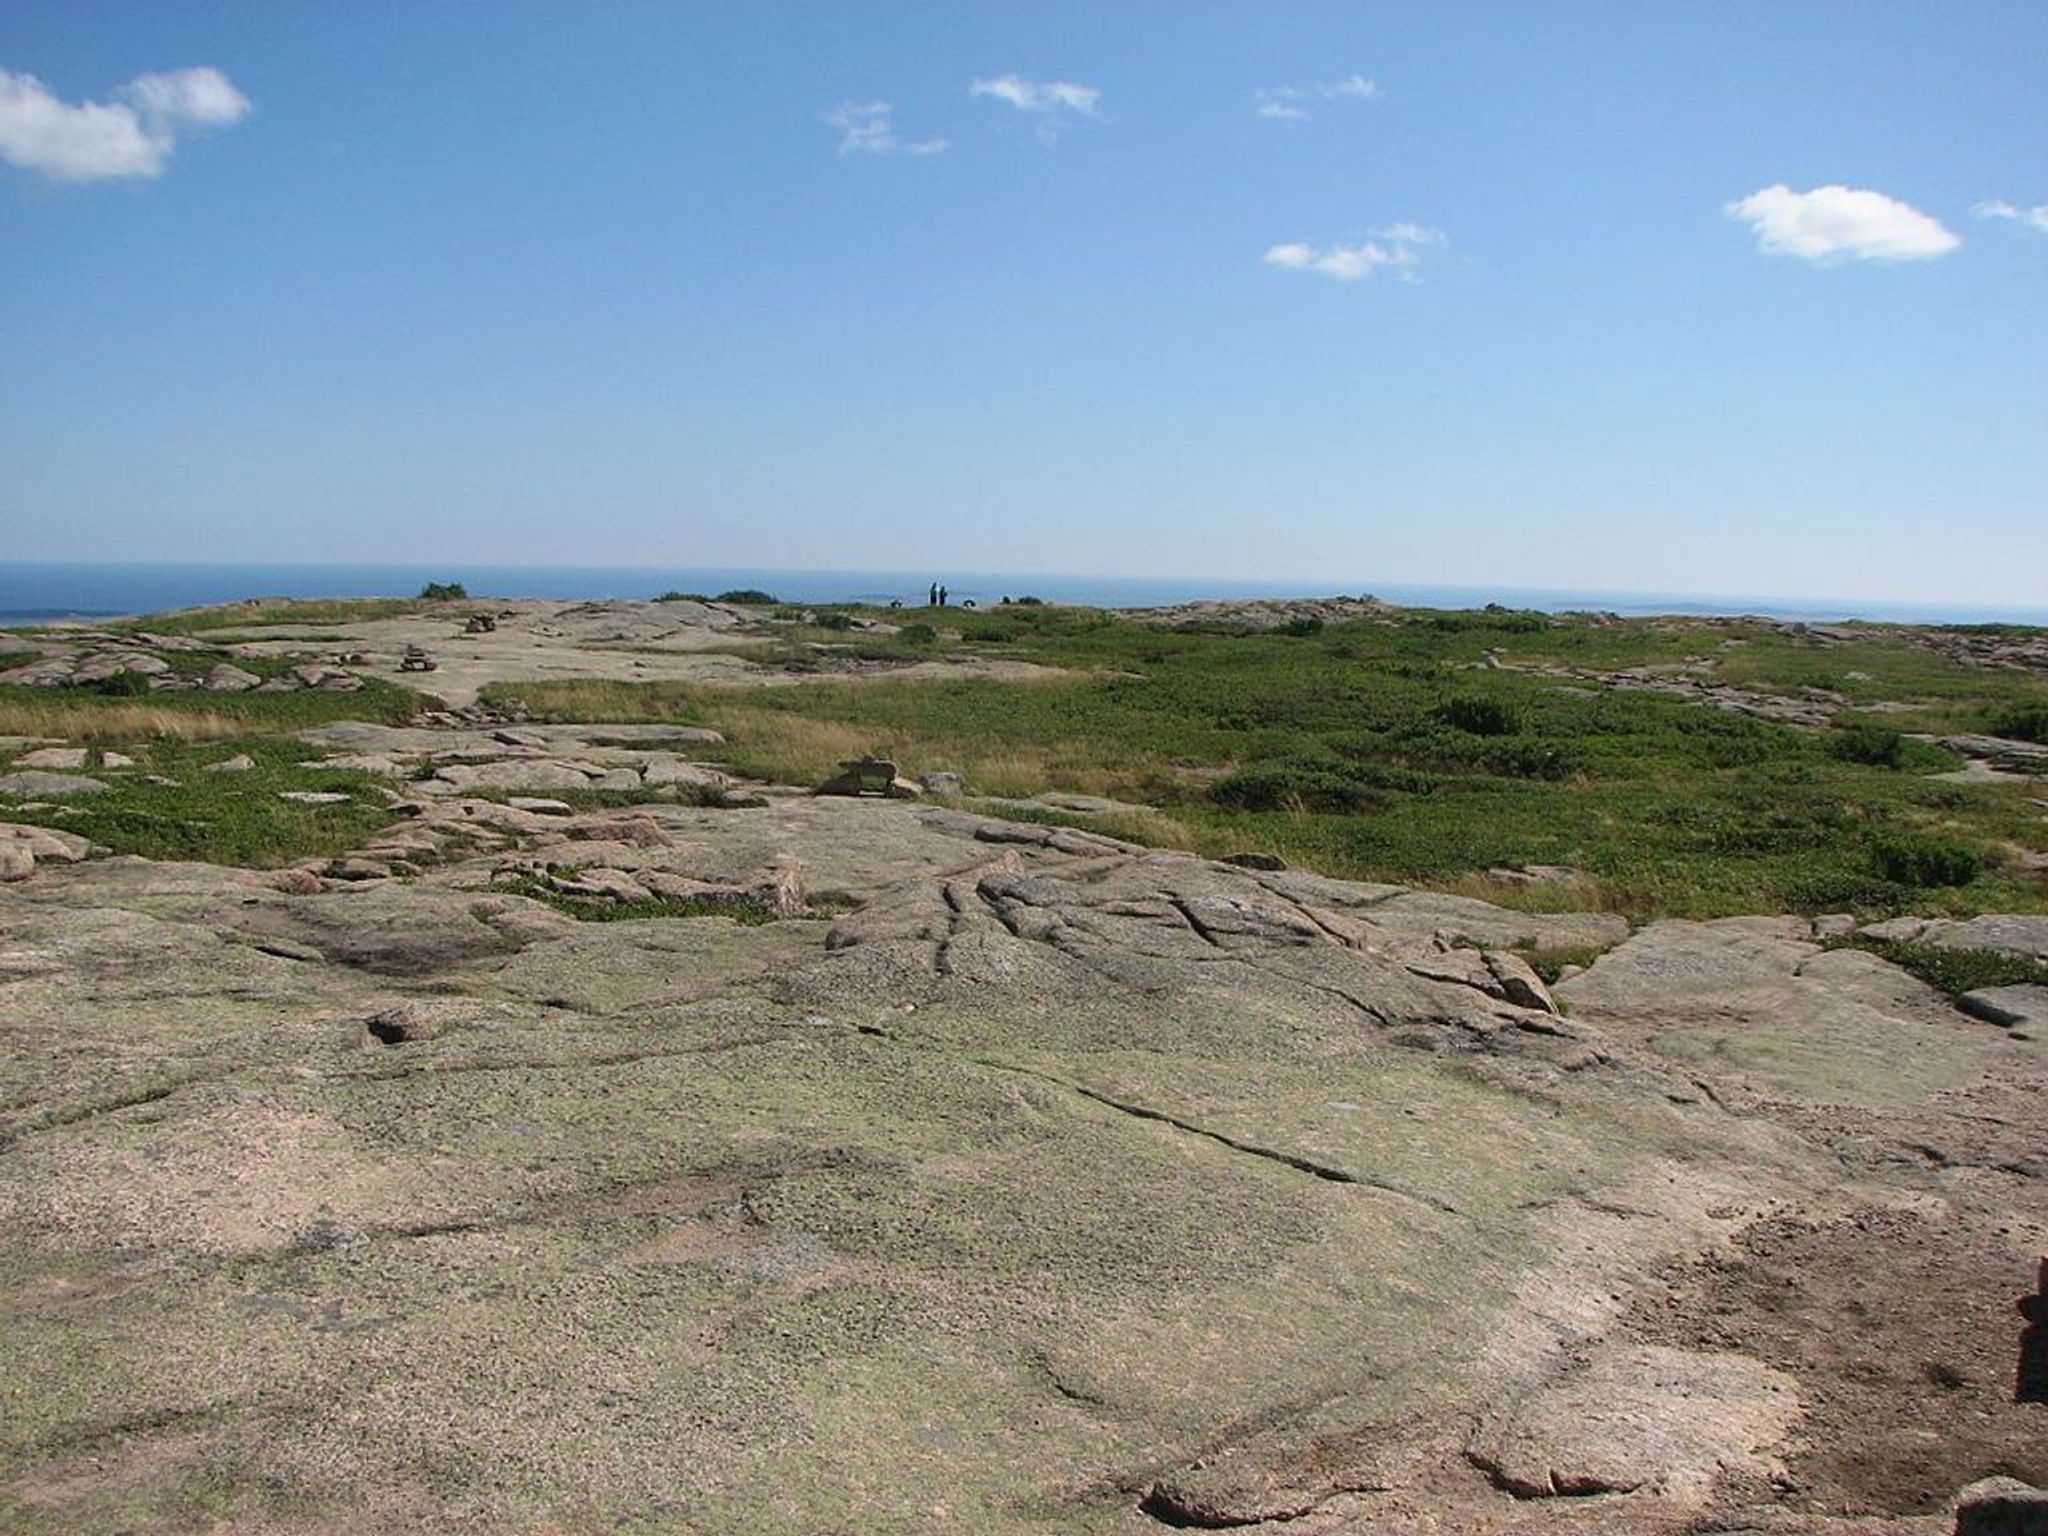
left=399, top=644, right=438, bottom=673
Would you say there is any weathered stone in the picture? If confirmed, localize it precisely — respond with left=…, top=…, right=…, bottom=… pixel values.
left=0, top=771, right=111, bottom=798
left=434, top=760, right=599, bottom=792
left=99, top=751, right=136, bottom=769
left=203, top=754, right=257, bottom=773
left=1467, top=1346, right=1800, bottom=1503
left=278, top=791, right=353, bottom=805
left=203, top=663, right=264, bottom=692
left=0, top=843, right=33, bottom=881
left=13, top=747, right=89, bottom=769
left=1954, top=1480, right=2048, bottom=1536
left=920, top=771, right=967, bottom=797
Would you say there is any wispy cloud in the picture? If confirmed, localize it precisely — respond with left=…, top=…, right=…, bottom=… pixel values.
left=824, top=100, right=946, bottom=158
left=1263, top=224, right=1444, bottom=283
left=1725, top=184, right=1958, bottom=262
left=969, top=75, right=1100, bottom=140
left=1972, top=199, right=2048, bottom=235
left=1254, top=74, right=1377, bottom=121
left=0, top=65, right=249, bottom=183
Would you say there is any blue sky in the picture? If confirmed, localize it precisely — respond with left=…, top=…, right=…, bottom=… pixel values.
left=3, top=1, right=2043, bottom=604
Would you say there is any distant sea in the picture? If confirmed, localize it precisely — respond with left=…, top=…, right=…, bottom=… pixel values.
left=1, top=562, right=2041, bottom=627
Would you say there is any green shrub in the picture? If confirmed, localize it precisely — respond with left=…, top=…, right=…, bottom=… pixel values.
left=1826, top=723, right=1905, bottom=767
left=1211, top=757, right=1383, bottom=814
left=1278, top=615, right=1325, bottom=637
left=898, top=623, right=937, bottom=646
left=654, top=590, right=710, bottom=603
left=1990, top=703, right=2048, bottom=745
left=815, top=612, right=856, bottom=631
left=1437, top=695, right=1520, bottom=737
left=1782, top=869, right=1908, bottom=913
left=1870, top=834, right=1985, bottom=889
left=417, top=581, right=468, bottom=601
left=715, top=589, right=778, bottom=604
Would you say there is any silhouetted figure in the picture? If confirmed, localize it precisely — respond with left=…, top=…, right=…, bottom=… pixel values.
left=2020, top=1255, right=2047, bottom=1404
left=928, top=583, right=938, bottom=607
left=938, top=585, right=949, bottom=607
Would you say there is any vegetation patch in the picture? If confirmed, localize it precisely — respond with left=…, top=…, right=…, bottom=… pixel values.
left=1831, top=936, right=2048, bottom=998
left=1, top=736, right=394, bottom=866
left=480, top=604, right=2048, bottom=922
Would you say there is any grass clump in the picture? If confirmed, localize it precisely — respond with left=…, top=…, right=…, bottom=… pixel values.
left=505, top=872, right=778, bottom=924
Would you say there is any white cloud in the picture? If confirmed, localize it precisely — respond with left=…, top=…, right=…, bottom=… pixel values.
left=970, top=75, right=1100, bottom=115
left=1254, top=74, right=1377, bottom=121
left=1973, top=199, right=2048, bottom=235
left=1263, top=223, right=1444, bottom=282
left=824, top=100, right=946, bottom=158
left=969, top=76, right=1100, bottom=139
left=0, top=65, right=248, bottom=182
left=1725, top=184, right=1959, bottom=262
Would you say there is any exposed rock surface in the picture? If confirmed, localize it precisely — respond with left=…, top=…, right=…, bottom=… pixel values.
left=0, top=782, right=2041, bottom=1534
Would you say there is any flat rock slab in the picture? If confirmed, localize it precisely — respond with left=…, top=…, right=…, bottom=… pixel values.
left=0, top=771, right=111, bottom=798
left=1468, top=1345, right=1801, bottom=1502
left=1860, top=912, right=2048, bottom=962
left=11, top=747, right=89, bottom=770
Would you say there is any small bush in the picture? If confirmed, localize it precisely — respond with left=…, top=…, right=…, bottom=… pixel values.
left=1782, top=869, right=1908, bottom=913
left=1870, top=834, right=1985, bottom=889
left=1437, top=695, right=1520, bottom=736
left=1278, top=615, right=1325, bottom=637
left=897, top=623, right=937, bottom=646
left=1826, top=723, right=1905, bottom=767
left=1211, top=757, right=1383, bottom=814
left=654, top=590, right=710, bottom=603
left=1012, top=595, right=1045, bottom=606
left=1990, top=703, right=2048, bottom=745
left=715, top=589, right=778, bottom=605
left=417, top=581, right=468, bottom=601
left=814, top=612, right=856, bottom=631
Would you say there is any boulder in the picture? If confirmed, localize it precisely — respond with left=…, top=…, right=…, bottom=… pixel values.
left=71, top=651, right=169, bottom=683
left=13, top=747, right=89, bottom=769
left=920, top=771, right=967, bottom=797
left=203, top=754, right=257, bottom=773
left=0, top=843, right=33, bottom=881
left=203, top=663, right=263, bottom=692
left=1954, top=1480, right=2048, bottom=1536
left=0, top=822, right=91, bottom=862
left=99, top=751, right=136, bottom=769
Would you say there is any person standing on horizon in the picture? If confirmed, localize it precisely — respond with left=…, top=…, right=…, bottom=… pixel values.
left=928, top=582, right=938, bottom=607
left=938, top=585, right=948, bottom=607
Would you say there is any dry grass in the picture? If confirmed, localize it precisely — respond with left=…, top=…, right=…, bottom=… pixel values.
left=0, top=700, right=251, bottom=743
left=697, top=699, right=1160, bottom=799
left=1428, top=869, right=1625, bottom=915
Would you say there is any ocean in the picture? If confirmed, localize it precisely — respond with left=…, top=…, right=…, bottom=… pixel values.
left=0, top=562, right=2041, bottom=627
